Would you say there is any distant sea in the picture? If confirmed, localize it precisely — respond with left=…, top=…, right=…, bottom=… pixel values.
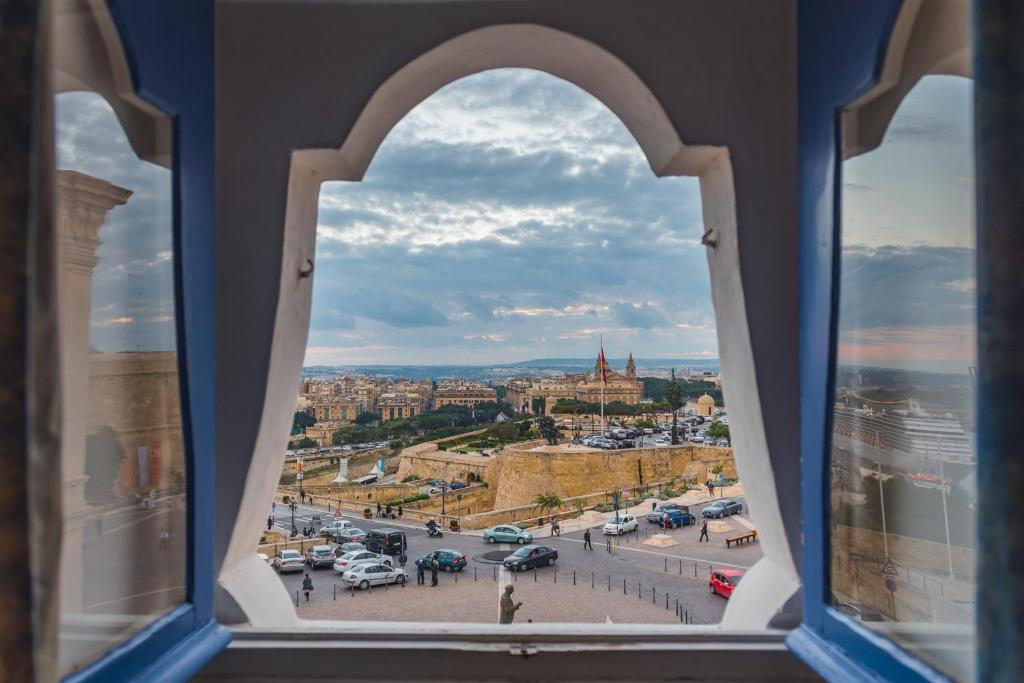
left=302, top=358, right=720, bottom=382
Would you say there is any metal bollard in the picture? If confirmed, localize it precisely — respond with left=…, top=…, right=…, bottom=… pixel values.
left=608, top=575, right=611, bottom=591
left=637, top=583, right=641, bottom=600
left=474, top=567, right=477, bottom=581
left=665, top=593, right=669, bottom=610
left=351, top=583, right=355, bottom=597
left=679, top=559, right=682, bottom=575
left=693, top=563, right=697, bottom=577
left=554, top=570, right=557, bottom=584
left=295, top=590, right=299, bottom=607
left=334, top=585, right=336, bottom=600
left=675, top=598, right=679, bottom=615
left=573, top=571, right=576, bottom=585
left=534, top=567, right=537, bottom=582
left=493, top=566, right=497, bottom=581
left=652, top=587, right=656, bottom=604
left=664, top=557, right=667, bottom=572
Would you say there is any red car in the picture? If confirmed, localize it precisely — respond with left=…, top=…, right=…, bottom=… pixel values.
left=709, top=569, right=744, bottom=598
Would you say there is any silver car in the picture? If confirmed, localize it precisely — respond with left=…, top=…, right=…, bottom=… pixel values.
left=341, top=563, right=408, bottom=590
left=305, top=544, right=335, bottom=569
left=272, top=549, right=304, bottom=573
left=332, top=549, right=393, bottom=573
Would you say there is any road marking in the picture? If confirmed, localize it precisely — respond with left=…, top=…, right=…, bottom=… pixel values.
left=94, top=510, right=167, bottom=537
left=556, top=535, right=752, bottom=570
left=83, top=585, right=186, bottom=611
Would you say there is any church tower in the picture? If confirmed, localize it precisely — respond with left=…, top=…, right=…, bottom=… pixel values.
left=626, top=352, right=636, bottom=378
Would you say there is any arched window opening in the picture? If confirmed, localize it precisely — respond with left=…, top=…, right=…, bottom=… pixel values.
left=266, top=68, right=752, bottom=626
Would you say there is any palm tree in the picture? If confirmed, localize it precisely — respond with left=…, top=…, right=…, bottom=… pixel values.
left=532, top=491, right=564, bottom=518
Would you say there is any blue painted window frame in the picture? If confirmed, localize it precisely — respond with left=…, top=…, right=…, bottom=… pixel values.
left=788, top=1, right=961, bottom=681
left=61, top=2, right=228, bottom=681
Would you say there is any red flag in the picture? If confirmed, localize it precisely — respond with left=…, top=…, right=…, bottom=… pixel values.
left=599, top=339, right=608, bottom=384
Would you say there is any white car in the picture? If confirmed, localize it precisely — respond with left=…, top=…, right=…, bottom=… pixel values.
left=603, top=514, right=639, bottom=535
left=273, top=549, right=305, bottom=573
left=341, top=563, right=408, bottom=590
left=333, top=550, right=393, bottom=573
left=319, top=519, right=354, bottom=536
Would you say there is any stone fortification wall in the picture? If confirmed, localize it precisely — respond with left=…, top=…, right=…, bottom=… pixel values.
left=489, top=443, right=736, bottom=510
left=396, top=432, right=497, bottom=484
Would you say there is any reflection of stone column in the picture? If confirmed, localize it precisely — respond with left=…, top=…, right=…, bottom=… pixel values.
left=57, top=170, right=132, bottom=612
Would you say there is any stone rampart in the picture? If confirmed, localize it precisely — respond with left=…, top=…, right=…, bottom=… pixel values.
left=489, top=443, right=736, bottom=510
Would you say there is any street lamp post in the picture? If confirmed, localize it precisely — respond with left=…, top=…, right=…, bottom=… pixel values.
left=289, top=498, right=298, bottom=537
left=440, top=481, right=449, bottom=516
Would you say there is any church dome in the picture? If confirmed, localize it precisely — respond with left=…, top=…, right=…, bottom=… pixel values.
left=697, top=394, right=715, bottom=406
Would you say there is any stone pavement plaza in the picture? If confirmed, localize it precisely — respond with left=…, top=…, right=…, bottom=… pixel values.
left=297, top=568, right=695, bottom=624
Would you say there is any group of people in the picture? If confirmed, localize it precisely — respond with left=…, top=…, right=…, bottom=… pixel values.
left=416, top=553, right=440, bottom=586
left=375, top=502, right=403, bottom=519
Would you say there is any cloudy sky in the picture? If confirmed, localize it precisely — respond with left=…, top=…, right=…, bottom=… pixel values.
left=56, top=92, right=176, bottom=354
left=838, top=75, right=976, bottom=374
left=55, top=69, right=975, bottom=373
left=308, top=69, right=710, bottom=366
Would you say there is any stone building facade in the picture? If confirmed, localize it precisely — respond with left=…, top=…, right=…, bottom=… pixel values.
left=504, top=352, right=643, bottom=414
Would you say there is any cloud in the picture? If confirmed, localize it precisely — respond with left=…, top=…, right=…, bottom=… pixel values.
left=613, top=302, right=667, bottom=329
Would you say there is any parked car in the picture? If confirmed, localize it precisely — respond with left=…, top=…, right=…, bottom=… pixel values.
left=646, top=503, right=683, bottom=523
left=333, top=549, right=393, bottom=573
left=602, top=514, right=639, bottom=535
left=272, top=549, right=305, bottom=573
left=340, top=563, right=408, bottom=590
left=659, top=508, right=696, bottom=528
left=503, top=545, right=558, bottom=571
left=483, top=525, right=534, bottom=544
left=336, top=541, right=365, bottom=555
left=709, top=568, right=744, bottom=598
left=319, top=519, right=354, bottom=537
left=415, top=549, right=468, bottom=572
left=365, top=528, right=407, bottom=555
left=305, top=544, right=336, bottom=568
left=449, top=481, right=467, bottom=490
left=702, top=499, right=743, bottom=518
left=331, top=527, right=368, bottom=543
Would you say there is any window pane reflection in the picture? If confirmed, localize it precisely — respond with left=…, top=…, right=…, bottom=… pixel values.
left=831, top=75, right=976, bottom=681
left=53, top=9, right=186, bottom=673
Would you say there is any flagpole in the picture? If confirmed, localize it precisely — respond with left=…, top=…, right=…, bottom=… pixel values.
left=600, top=335, right=606, bottom=435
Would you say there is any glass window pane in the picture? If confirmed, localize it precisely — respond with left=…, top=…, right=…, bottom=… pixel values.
left=52, top=3, right=186, bottom=676
left=831, top=74, right=976, bottom=681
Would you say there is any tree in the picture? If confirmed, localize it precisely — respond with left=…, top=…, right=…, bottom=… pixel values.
left=289, top=437, right=316, bottom=449
left=532, top=491, right=564, bottom=517
left=292, top=410, right=315, bottom=431
left=355, top=411, right=378, bottom=425
left=537, top=415, right=560, bottom=445
left=665, top=369, right=682, bottom=445
left=706, top=421, right=730, bottom=440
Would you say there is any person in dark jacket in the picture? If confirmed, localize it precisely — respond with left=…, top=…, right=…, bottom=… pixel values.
left=376, top=502, right=383, bottom=517
left=699, top=520, right=709, bottom=543
left=302, top=573, right=313, bottom=602
left=583, top=528, right=593, bottom=550
left=430, top=557, right=439, bottom=586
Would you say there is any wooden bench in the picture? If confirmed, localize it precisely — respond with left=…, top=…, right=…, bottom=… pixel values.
left=725, top=530, right=757, bottom=548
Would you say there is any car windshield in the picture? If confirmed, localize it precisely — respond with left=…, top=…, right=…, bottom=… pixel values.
left=282, top=551, right=300, bottom=559
left=729, top=574, right=743, bottom=585
left=512, top=547, right=532, bottom=557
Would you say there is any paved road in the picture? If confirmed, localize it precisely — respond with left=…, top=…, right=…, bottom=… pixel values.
left=269, top=497, right=761, bottom=624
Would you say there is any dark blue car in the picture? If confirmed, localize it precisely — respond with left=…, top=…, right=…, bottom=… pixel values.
left=659, top=508, right=696, bottom=528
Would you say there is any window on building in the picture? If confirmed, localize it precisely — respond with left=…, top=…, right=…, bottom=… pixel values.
left=831, top=74, right=976, bottom=681
left=266, top=68, right=742, bottom=626
left=52, top=5, right=186, bottom=675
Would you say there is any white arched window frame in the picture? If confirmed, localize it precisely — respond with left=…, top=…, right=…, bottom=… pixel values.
left=217, top=23, right=800, bottom=636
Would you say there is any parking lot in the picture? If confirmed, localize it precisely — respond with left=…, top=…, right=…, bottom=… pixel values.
left=271, top=494, right=761, bottom=624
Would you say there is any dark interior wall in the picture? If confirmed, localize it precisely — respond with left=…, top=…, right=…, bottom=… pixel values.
left=215, top=0, right=798, bottom=612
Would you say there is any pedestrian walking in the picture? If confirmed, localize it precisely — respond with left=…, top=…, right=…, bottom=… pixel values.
left=267, top=515, right=274, bottom=531
left=399, top=552, right=408, bottom=569
left=398, top=505, right=403, bottom=519
left=386, top=503, right=392, bottom=518
left=300, top=491, right=306, bottom=504
left=699, top=520, right=709, bottom=543
left=606, top=536, right=613, bottom=554
left=160, top=530, right=170, bottom=548
left=430, top=558, right=439, bottom=586
left=583, top=528, right=593, bottom=550
left=551, top=519, right=560, bottom=536
left=651, top=500, right=657, bottom=512
left=376, top=502, right=383, bottom=518
left=417, top=561, right=426, bottom=585
left=302, top=573, right=313, bottom=602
